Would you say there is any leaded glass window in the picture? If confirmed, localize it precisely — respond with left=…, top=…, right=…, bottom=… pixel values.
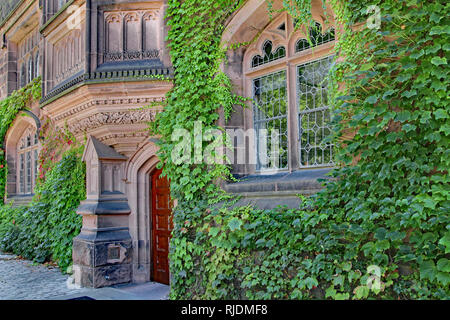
left=297, top=55, right=334, bottom=167
left=253, top=70, right=288, bottom=170
left=17, top=127, right=39, bottom=195
left=252, top=41, right=286, bottom=68
left=244, top=13, right=336, bottom=173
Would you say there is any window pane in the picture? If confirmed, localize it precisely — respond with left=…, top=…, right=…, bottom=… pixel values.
left=34, top=149, right=38, bottom=187
left=297, top=56, right=334, bottom=167
left=26, top=151, right=31, bottom=193
left=20, top=154, right=25, bottom=194
left=253, top=70, right=288, bottom=170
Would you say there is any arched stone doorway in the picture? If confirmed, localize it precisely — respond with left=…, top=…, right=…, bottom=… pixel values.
left=125, top=142, right=172, bottom=285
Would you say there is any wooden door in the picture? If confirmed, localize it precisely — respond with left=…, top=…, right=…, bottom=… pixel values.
left=151, top=168, right=172, bottom=285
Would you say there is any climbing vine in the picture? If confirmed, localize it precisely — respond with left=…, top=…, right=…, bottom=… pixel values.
left=0, top=147, right=85, bottom=272
left=153, top=0, right=449, bottom=300
left=0, top=78, right=85, bottom=272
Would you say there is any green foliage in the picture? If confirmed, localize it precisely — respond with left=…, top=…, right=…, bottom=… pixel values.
left=150, top=0, right=246, bottom=201
left=0, top=78, right=41, bottom=203
left=0, top=148, right=85, bottom=272
left=0, top=78, right=84, bottom=272
left=161, top=0, right=449, bottom=300
left=37, top=116, right=80, bottom=184
left=170, top=193, right=448, bottom=299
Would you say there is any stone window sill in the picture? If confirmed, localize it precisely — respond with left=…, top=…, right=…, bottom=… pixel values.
left=225, top=168, right=332, bottom=194
left=223, top=168, right=333, bottom=209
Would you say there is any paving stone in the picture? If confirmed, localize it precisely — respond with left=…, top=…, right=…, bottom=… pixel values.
left=0, top=251, right=91, bottom=300
left=0, top=250, right=169, bottom=300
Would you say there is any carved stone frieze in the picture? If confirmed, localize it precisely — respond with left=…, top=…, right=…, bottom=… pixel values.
left=104, top=49, right=160, bottom=62
left=54, top=97, right=165, bottom=122
left=68, top=109, right=160, bottom=134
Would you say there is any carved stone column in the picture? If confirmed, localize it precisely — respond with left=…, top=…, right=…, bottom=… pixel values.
left=73, top=136, right=133, bottom=288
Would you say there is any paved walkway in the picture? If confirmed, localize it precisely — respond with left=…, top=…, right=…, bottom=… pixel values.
left=0, top=251, right=169, bottom=300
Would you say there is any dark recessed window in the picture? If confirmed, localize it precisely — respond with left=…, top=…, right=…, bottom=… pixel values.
left=251, top=40, right=286, bottom=68
left=295, top=21, right=335, bottom=53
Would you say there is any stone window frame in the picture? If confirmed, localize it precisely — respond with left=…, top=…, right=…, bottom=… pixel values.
left=242, top=12, right=336, bottom=173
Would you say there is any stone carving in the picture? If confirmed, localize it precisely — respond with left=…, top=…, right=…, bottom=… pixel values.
left=54, top=97, right=165, bottom=122
left=98, top=132, right=150, bottom=143
left=104, top=10, right=161, bottom=62
left=68, top=110, right=160, bottom=134
left=52, top=29, right=84, bottom=89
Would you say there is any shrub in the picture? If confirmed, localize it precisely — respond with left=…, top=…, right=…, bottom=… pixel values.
left=169, top=195, right=449, bottom=300
left=0, top=148, right=85, bottom=272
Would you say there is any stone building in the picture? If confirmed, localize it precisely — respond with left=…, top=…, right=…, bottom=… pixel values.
left=1, top=0, right=338, bottom=287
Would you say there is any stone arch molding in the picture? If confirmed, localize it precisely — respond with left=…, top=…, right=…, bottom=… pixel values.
left=221, top=0, right=336, bottom=48
left=125, top=141, right=160, bottom=283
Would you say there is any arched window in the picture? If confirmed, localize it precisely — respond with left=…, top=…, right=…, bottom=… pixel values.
left=17, top=127, right=39, bottom=195
left=245, top=14, right=336, bottom=172
left=35, top=52, right=40, bottom=77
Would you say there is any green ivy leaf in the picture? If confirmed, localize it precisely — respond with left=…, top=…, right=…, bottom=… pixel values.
left=439, top=233, right=450, bottom=253
left=354, top=286, right=370, bottom=299
left=228, top=217, right=243, bottom=231
left=437, top=258, right=450, bottom=272
left=420, top=260, right=437, bottom=281
left=434, top=109, right=448, bottom=120
left=430, top=57, right=447, bottom=66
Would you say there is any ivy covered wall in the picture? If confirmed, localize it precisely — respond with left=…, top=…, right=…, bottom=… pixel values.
left=0, top=78, right=85, bottom=272
left=0, top=0, right=447, bottom=299
left=152, top=0, right=449, bottom=299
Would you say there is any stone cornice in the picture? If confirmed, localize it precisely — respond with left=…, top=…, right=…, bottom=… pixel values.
left=40, top=68, right=174, bottom=106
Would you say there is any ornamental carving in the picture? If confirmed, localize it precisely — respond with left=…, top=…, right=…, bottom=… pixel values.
left=54, top=97, right=165, bottom=122
left=68, top=110, right=160, bottom=134
left=104, top=9, right=162, bottom=62
left=104, top=49, right=161, bottom=62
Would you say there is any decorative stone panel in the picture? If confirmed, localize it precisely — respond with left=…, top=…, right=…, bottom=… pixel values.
left=73, top=136, right=133, bottom=288
left=103, top=9, right=161, bottom=63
